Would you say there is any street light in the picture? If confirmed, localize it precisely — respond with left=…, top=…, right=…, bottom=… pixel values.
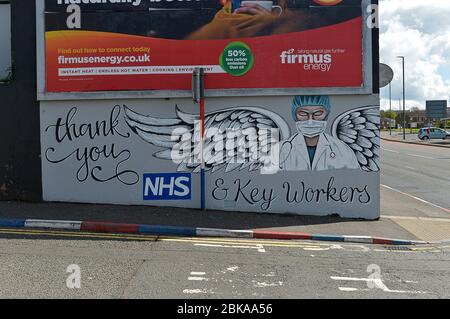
left=397, top=56, right=406, bottom=140
left=389, top=82, right=392, bottom=136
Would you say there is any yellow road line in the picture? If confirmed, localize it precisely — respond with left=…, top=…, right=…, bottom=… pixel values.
left=159, top=236, right=323, bottom=247
left=0, top=227, right=328, bottom=247
left=0, top=228, right=141, bottom=237
left=0, top=228, right=322, bottom=248
left=0, top=228, right=159, bottom=241
left=0, top=228, right=444, bottom=251
left=411, top=246, right=438, bottom=251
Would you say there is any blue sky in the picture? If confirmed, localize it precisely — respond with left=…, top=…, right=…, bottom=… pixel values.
left=379, top=0, right=450, bottom=110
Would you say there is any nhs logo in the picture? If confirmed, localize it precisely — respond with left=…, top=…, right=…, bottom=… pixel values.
left=143, top=173, right=191, bottom=200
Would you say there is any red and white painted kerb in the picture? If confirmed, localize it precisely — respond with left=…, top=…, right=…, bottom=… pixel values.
left=0, top=218, right=435, bottom=246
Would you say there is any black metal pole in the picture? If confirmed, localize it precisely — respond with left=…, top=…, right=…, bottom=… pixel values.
left=397, top=56, right=406, bottom=140
left=401, top=57, right=406, bottom=140
left=389, top=82, right=392, bottom=136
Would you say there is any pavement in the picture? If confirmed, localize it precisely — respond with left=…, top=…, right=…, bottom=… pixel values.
left=0, top=200, right=425, bottom=242
left=381, top=131, right=450, bottom=148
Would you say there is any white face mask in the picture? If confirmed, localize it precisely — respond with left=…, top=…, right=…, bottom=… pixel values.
left=296, top=120, right=327, bottom=137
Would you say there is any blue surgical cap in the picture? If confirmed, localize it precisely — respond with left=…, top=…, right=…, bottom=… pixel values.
left=291, top=95, right=331, bottom=121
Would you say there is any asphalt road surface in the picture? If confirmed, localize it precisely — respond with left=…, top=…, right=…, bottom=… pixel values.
left=381, top=140, right=450, bottom=210
left=0, top=139, right=448, bottom=299
left=0, top=230, right=448, bottom=299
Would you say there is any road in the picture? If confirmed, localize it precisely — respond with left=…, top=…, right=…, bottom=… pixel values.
left=0, top=140, right=448, bottom=299
left=381, top=140, right=450, bottom=211
left=0, top=230, right=448, bottom=299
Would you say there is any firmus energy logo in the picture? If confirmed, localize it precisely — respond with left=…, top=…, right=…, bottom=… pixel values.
left=280, top=49, right=332, bottom=72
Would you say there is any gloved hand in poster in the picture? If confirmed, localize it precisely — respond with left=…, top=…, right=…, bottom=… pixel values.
left=186, top=0, right=304, bottom=39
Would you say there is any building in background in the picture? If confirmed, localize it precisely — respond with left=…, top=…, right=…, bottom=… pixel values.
left=390, top=101, right=450, bottom=129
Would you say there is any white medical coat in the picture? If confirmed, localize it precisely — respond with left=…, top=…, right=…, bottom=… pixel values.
left=280, top=133, right=360, bottom=171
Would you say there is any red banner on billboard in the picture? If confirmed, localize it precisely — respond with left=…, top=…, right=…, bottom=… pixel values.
left=44, top=0, right=363, bottom=92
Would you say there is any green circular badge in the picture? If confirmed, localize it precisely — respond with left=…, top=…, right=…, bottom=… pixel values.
left=220, top=42, right=254, bottom=76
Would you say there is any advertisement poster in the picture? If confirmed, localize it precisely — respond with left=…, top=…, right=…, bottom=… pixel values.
left=44, top=0, right=364, bottom=92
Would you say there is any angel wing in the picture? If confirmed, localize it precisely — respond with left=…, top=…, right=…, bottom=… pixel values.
left=124, top=105, right=290, bottom=173
left=331, top=106, right=380, bottom=172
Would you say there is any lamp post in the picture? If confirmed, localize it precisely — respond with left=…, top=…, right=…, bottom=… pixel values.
left=397, top=56, right=406, bottom=140
left=389, top=82, right=392, bottom=136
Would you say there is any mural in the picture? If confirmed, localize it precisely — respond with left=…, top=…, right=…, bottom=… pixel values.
left=124, top=95, right=380, bottom=173
left=282, top=96, right=380, bottom=172
left=40, top=95, right=380, bottom=219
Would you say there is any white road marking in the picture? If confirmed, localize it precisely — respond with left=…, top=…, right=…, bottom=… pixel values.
left=252, top=280, right=283, bottom=288
left=184, top=271, right=213, bottom=294
left=304, top=244, right=370, bottom=252
left=382, top=215, right=450, bottom=222
left=373, top=249, right=416, bottom=253
left=339, top=287, right=360, bottom=292
left=382, top=147, right=439, bottom=159
left=262, top=272, right=275, bottom=277
left=405, top=166, right=415, bottom=170
left=188, top=277, right=209, bottom=281
left=190, top=272, right=206, bottom=276
left=382, top=148, right=400, bottom=154
left=255, top=245, right=266, bottom=253
left=194, top=243, right=266, bottom=253
left=332, top=276, right=374, bottom=282
left=381, top=184, right=450, bottom=213
left=220, top=266, right=240, bottom=274
left=331, top=276, right=428, bottom=294
left=406, top=153, right=436, bottom=160
left=182, top=289, right=210, bottom=294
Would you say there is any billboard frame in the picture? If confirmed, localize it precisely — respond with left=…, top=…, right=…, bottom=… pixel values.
left=36, top=0, right=375, bottom=101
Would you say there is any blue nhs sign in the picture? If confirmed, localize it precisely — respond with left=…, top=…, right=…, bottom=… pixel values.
left=143, top=173, right=191, bottom=200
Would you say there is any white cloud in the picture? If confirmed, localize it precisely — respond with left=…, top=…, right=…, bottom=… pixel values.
left=379, top=0, right=450, bottom=110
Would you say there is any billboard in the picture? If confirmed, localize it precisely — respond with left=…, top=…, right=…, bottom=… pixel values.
left=426, top=100, right=447, bottom=120
left=43, top=0, right=367, bottom=93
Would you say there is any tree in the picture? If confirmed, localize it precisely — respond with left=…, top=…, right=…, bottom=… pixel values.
left=383, top=110, right=397, bottom=120
left=380, top=110, right=397, bottom=129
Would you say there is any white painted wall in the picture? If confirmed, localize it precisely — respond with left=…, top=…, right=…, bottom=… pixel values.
left=0, top=4, right=11, bottom=80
